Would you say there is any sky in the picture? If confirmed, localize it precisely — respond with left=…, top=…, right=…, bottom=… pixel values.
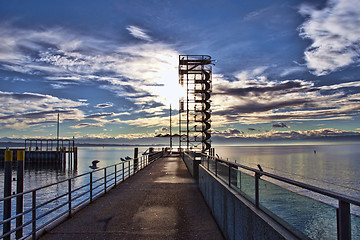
left=0, top=0, right=360, bottom=145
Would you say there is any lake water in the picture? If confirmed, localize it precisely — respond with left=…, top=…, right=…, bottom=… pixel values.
left=0, top=144, right=359, bottom=239
left=214, top=144, right=360, bottom=239
left=215, top=144, right=360, bottom=202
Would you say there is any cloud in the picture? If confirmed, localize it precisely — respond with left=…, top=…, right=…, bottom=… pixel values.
left=272, top=122, right=289, bottom=128
left=126, top=25, right=152, bottom=42
left=217, top=80, right=314, bottom=97
left=95, top=103, right=113, bottom=108
left=298, top=0, right=360, bottom=75
left=0, top=91, right=86, bottom=129
left=85, top=112, right=114, bottom=119
left=211, top=73, right=360, bottom=125
left=213, top=128, right=244, bottom=138
left=320, top=81, right=360, bottom=90
left=119, top=114, right=177, bottom=128
left=280, top=66, right=307, bottom=77
left=70, top=122, right=104, bottom=129
left=0, top=23, right=181, bottom=113
left=213, top=128, right=360, bottom=141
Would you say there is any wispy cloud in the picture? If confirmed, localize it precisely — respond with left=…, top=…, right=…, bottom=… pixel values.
left=126, top=25, right=152, bottom=42
left=298, top=0, right=360, bottom=75
left=0, top=91, right=86, bottom=129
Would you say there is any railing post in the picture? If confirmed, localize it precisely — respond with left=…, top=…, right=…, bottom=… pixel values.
left=16, top=150, right=25, bottom=239
left=134, top=147, right=139, bottom=172
left=228, top=163, right=231, bottom=186
left=68, top=179, right=72, bottom=217
left=129, top=161, right=131, bottom=177
left=122, top=162, right=124, bottom=181
left=90, top=171, right=93, bottom=202
left=255, top=172, right=260, bottom=208
left=215, top=158, right=218, bottom=176
left=104, top=168, right=107, bottom=193
left=3, top=150, right=12, bottom=240
left=32, top=191, right=36, bottom=240
left=338, top=200, right=351, bottom=240
left=115, top=165, right=117, bottom=185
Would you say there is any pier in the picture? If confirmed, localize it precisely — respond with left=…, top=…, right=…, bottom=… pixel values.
left=42, top=153, right=224, bottom=240
left=1, top=148, right=359, bottom=239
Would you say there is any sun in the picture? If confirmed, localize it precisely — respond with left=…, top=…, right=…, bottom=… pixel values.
left=151, top=58, right=186, bottom=109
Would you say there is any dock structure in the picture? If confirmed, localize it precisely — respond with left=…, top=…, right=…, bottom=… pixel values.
left=41, top=153, right=224, bottom=239
left=0, top=138, right=77, bottom=169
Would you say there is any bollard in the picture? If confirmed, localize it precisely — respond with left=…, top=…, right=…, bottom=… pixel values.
left=73, top=147, right=78, bottom=169
left=133, top=148, right=139, bottom=172
left=3, top=150, right=13, bottom=240
left=16, top=150, right=25, bottom=239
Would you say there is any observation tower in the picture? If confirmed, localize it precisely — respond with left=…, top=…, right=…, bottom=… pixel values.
left=178, top=55, right=213, bottom=153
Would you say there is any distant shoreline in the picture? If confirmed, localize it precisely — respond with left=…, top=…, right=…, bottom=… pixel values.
left=0, top=142, right=165, bottom=148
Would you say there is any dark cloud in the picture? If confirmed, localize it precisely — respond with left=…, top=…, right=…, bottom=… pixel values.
left=216, top=80, right=317, bottom=97
left=71, top=123, right=102, bottom=128
left=27, top=120, right=57, bottom=125
left=0, top=109, right=74, bottom=120
left=248, top=128, right=256, bottom=131
left=95, top=103, right=113, bottom=108
left=272, top=122, right=288, bottom=128
left=215, top=98, right=310, bottom=115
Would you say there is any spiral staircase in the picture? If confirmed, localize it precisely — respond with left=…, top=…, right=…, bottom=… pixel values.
left=178, top=55, right=213, bottom=153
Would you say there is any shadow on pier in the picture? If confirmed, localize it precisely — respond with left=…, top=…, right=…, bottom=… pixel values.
left=42, top=154, right=224, bottom=239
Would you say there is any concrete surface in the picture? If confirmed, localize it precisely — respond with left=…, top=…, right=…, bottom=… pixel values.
left=42, top=155, right=224, bottom=240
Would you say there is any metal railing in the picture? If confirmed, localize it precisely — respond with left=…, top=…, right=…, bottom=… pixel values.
left=0, top=150, right=163, bottom=239
left=185, top=152, right=360, bottom=240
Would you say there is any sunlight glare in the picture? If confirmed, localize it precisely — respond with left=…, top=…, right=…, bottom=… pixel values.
left=150, top=57, right=186, bottom=109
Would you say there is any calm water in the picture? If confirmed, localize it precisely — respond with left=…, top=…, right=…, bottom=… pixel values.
left=0, top=146, right=150, bottom=191
left=214, top=144, right=360, bottom=239
left=215, top=144, right=360, bottom=202
left=1, top=144, right=359, bottom=239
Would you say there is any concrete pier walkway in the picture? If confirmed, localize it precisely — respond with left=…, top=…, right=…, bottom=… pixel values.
left=42, top=155, right=224, bottom=239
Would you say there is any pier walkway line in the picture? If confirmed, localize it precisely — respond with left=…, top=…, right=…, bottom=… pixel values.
left=42, top=155, right=224, bottom=240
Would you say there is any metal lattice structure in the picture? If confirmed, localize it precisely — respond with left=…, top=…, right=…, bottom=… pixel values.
left=178, top=55, right=213, bottom=153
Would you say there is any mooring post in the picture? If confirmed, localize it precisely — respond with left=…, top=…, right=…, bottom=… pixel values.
left=3, top=150, right=12, bottom=240
left=74, top=147, right=78, bottom=169
left=134, top=147, right=139, bottom=172
left=16, top=150, right=25, bottom=239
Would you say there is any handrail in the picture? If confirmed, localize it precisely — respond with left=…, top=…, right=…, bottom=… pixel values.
left=200, top=153, right=360, bottom=207
left=182, top=152, right=358, bottom=240
left=0, top=149, right=164, bottom=239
